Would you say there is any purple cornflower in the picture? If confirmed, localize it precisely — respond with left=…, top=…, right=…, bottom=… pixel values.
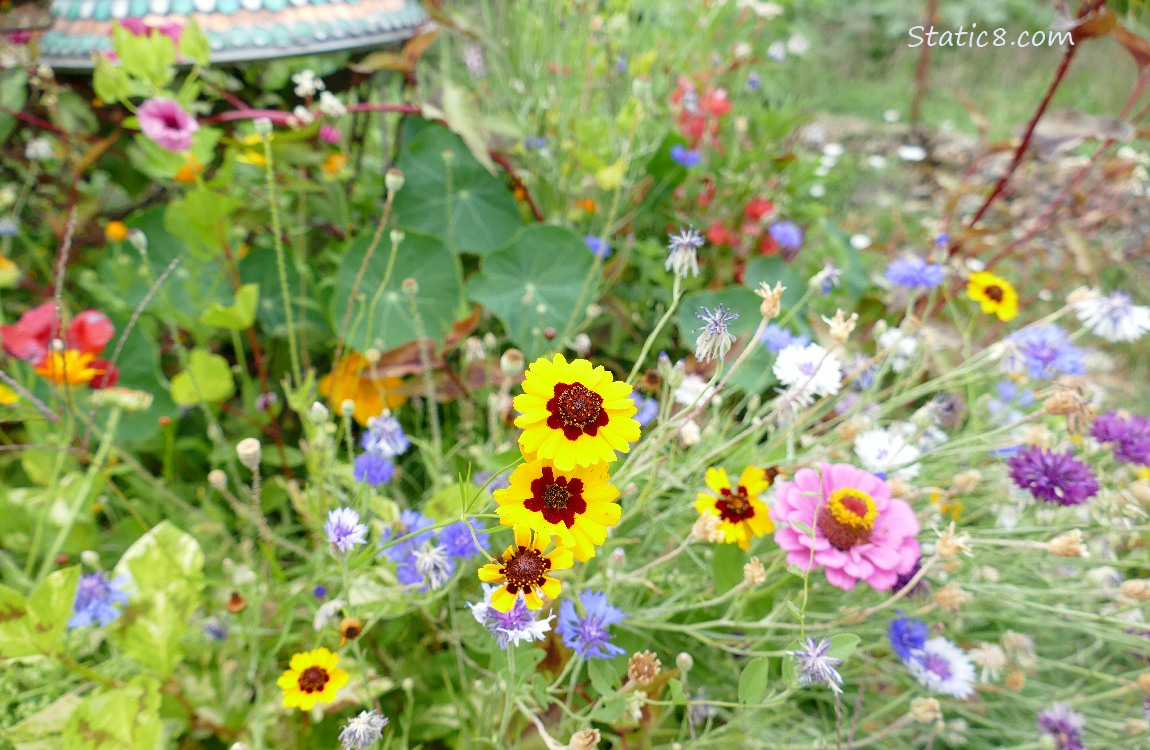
left=469, top=585, right=554, bottom=648
left=524, top=136, right=548, bottom=151
left=439, top=521, right=483, bottom=558
left=203, top=616, right=228, bottom=641
left=890, top=560, right=930, bottom=598
left=378, top=509, right=435, bottom=562
left=1037, top=703, right=1086, bottom=750
left=313, top=585, right=327, bottom=598
left=788, top=637, right=843, bottom=693
left=887, top=615, right=928, bottom=664
left=585, top=236, right=611, bottom=259
left=670, top=144, right=702, bottom=168
left=909, top=637, right=975, bottom=698
left=68, top=572, right=130, bottom=629
left=353, top=453, right=395, bottom=486
left=630, top=393, right=659, bottom=427
left=1091, top=411, right=1132, bottom=444
left=325, top=507, right=369, bottom=553
left=695, top=304, right=738, bottom=363
left=557, top=591, right=626, bottom=660
left=885, top=257, right=945, bottom=290
left=1007, top=447, right=1099, bottom=506
left=768, top=221, right=803, bottom=251
left=361, top=412, right=409, bottom=457
left=759, top=323, right=810, bottom=353
left=136, top=98, right=199, bottom=152
left=339, top=710, right=389, bottom=750
left=254, top=391, right=278, bottom=410
left=1114, top=416, right=1150, bottom=465
left=1003, top=325, right=1085, bottom=380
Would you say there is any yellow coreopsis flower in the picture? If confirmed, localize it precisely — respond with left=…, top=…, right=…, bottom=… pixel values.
left=276, top=647, right=349, bottom=711
left=318, top=352, right=406, bottom=426
left=34, top=350, right=103, bottom=385
left=478, top=526, right=573, bottom=612
left=513, top=354, right=640, bottom=471
left=966, top=271, right=1018, bottom=322
left=693, top=466, right=775, bottom=551
left=495, top=458, right=620, bottom=561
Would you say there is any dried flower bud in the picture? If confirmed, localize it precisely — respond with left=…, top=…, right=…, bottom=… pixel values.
left=1137, top=672, right=1150, bottom=692
left=1120, top=579, right=1150, bottom=601
left=385, top=168, right=405, bottom=193
left=678, top=419, right=701, bottom=447
left=822, top=309, right=858, bottom=343
left=1129, top=480, right=1150, bottom=503
left=1004, top=671, right=1026, bottom=691
left=568, top=728, right=601, bottom=750
left=934, top=522, right=972, bottom=559
left=500, top=348, right=525, bottom=377
left=754, top=281, right=785, bottom=320
left=208, top=469, right=228, bottom=490
left=225, top=590, right=247, bottom=613
left=637, top=369, right=662, bottom=394
left=887, top=476, right=911, bottom=498
left=627, top=650, right=661, bottom=686
left=910, top=697, right=941, bottom=723
left=1043, top=390, right=1079, bottom=416
left=1047, top=529, right=1088, bottom=558
left=934, top=582, right=971, bottom=612
left=743, top=556, right=767, bottom=586
left=836, top=418, right=864, bottom=443
left=692, top=514, right=724, bottom=543
left=236, top=438, right=261, bottom=472
left=339, top=616, right=364, bottom=646
left=952, top=470, right=982, bottom=494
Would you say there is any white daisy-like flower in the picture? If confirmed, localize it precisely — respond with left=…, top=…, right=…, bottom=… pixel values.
left=908, top=637, right=976, bottom=699
left=773, top=342, right=842, bottom=401
left=673, top=373, right=716, bottom=407
left=413, top=542, right=453, bottom=591
left=854, top=425, right=922, bottom=479
left=292, top=69, right=325, bottom=97
left=313, top=598, right=345, bottom=632
left=877, top=327, right=920, bottom=373
left=339, top=710, right=388, bottom=749
left=1073, top=289, right=1150, bottom=342
left=468, top=585, right=554, bottom=648
left=318, top=90, right=348, bottom=118
left=767, top=40, right=787, bottom=62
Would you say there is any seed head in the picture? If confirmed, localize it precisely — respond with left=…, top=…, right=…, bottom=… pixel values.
left=910, top=697, right=941, bottom=724
left=1047, top=529, right=1088, bottom=558
left=743, top=556, right=767, bottom=586
left=627, top=650, right=661, bottom=685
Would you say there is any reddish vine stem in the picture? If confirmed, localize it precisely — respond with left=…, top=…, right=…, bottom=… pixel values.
left=490, top=150, right=544, bottom=222
left=202, top=102, right=420, bottom=125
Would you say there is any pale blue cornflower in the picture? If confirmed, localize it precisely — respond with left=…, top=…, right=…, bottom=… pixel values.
left=695, top=304, right=738, bottom=363
left=557, top=591, right=626, bottom=660
left=666, top=226, right=704, bottom=279
left=439, top=521, right=484, bottom=558
left=907, top=637, right=976, bottom=698
left=469, top=584, right=554, bottom=648
left=68, top=572, right=130, bottom=629
left=811, top=261, right=841, bottom=295
left=788, top=637, right=843, bottom=693
left=325, top=507, right=369, bottom=553
left=1002, top=325, right=1085, bottom=380
left=362, top=412, right=409, bottom=457
left=886, top=256, right=945, bottom=290
left=339, top=709, right=389, bottom=749
left=1073, top=289, right=1150, bottom=343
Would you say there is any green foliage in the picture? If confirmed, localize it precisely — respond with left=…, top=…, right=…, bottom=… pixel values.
left=737, top=656, right=770, bottom=704
left=169, top=350, right=235, bottom=406
left=199, top=284, right=259, bottom=330
left=0, top=568, right=80, bottom=659
left=61, top=676, right=162, bottom=750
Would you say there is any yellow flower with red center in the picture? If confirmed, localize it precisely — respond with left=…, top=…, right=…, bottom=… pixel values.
left=34, top=350, right=104, bottom=385
left=105, top=221, right=128, bottom=243
left=318, top=352, right=406, bottom=425
left=966, top=271, right=1018, bottom=322
left=513, top=354, right=640, bottom=471
left=495, top=459, right=620, bottom=561
left=276, top=647, right=349, bottom=711
left=478, top=526, right=573, bottom=612
left=694, top=466, right=775, bottom=551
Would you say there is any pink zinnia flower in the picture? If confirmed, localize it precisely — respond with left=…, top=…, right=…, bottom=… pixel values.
left=771, top=462, right=920, bottom=591
left=137, top=98, right=199, bottom=152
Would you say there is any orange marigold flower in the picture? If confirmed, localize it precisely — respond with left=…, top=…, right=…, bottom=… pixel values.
left=318, top=352, right=406, bottom=425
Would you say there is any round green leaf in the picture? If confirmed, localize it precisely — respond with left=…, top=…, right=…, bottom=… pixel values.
left=169, top=349, right=235, bottom=406
left=330, top=230, right=465, bottom=353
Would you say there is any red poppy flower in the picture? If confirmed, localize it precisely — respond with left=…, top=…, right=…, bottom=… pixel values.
left=68, top=310, right=115, bottom=354
left=706, top=220, right=733, bottom=248
left=88, top=359, right=120, bottom=390
left=743, top=197, right=775, bottom=223
left=1, top=302, right=57, bottom=362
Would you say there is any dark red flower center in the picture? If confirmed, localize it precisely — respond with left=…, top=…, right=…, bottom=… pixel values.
left=983, top=285, right=1004, bottom=302
left=546, top=382, right=609, bottom=440
left=716, top=485, right=755, bottom=524
left=297, top=666, right=330, bottom=693
left=500, top=546, right=551, bottom=593
left=524, top=467, right=588, bottom=527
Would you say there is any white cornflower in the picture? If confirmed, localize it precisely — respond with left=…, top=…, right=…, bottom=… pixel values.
left=1073, top=289, right=1150, bottom=342
left=673, top=373, right=715, bottom=407
left=908, top=637, right=976, bottom=698
left=313, top=598, right=345, bottom=632
left=318, top=90, right=348, bottom=118
left=968, top=643, right=1007, bottom=683
left=786, top=34, right=810, bottom=55
left=339, top=710, right=388, bottom=749
left=854, top=425, right=922, bottom=479
left=292, top=69, right=325, bottom=97
left=677, top=419, right=702, bottom=447
left=413, top=542, right=453, bottom=591
left=665, top=226, right=704, bottom=278
left=877, top=327, right=920, bottom=373
left=25, top=138, right=54, bottom=161
left=773, top=343, right=842, bottom=401
left=767, top=40, right=787, bottom=62
left=694, top=305, right=738, bottom=363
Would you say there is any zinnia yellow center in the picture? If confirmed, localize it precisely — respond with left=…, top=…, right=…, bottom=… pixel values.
left=818, top=487, right=878, bottom=550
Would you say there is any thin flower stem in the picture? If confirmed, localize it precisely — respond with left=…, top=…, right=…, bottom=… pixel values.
left=332, top=190, right=396, bottom=369
left=262, top=138, right=302, bottom=386
left=627, top=276, right=682, bottom=384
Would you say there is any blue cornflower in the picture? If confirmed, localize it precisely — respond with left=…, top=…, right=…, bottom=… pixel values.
left=353, top=453, right=395, bottom=486
left=203, top=616, right=228, bottom=641
left=400, top=542, right=454, bottom=591
left=769, top=221, right=804, bottom=250
left=670, top=144, right=702, bottom=168
left=440, top=521, right=484, bottom=558
left=557, top=590, right=626, bottom=659
left=378, top=509, right=435, bottom=562
left=630, top=393, right=659, bottom=427
left=585, top=236, right=611, bottom=259
left=886, top=257, right=945, bottom=290
left=1003, top=325, right=1085, bottom=381
left=812, top=261, right=841, bottom=295
left=788, top=637, right=843, bottom=693
left=325, top=507, right=369, bottom=553
left=470, top=585, right=554, bottom=649
left=695, top=304, right=738, bottom=363
left=747, top=71, right=761, bottom=91
left=759, top=323, right=809, bottom=353
left=395, top=554, right=425, bottom=587
left=339, top=710, right=389, bottom=750
left=524, top=136, right=548, bottom=151
left=68, top=572, right=130, bottom=629
left=888, top=615, right=929, bottom=664
left=362, top=412, right=409, bottom=457
left=313, top=585, right=327, bottom=598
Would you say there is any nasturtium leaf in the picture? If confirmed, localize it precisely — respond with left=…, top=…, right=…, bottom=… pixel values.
left=164, top=188, right=241, bottom=260
left=178, top=18, right=211, bottom=66
left=199, top=283, right=259, bottom=330
left=738, top=656, right=770, bottom=704
left=330, top=230, right=465, bottom=353
left=170, top=349, right=235, bottom=405
left=391, top=121, right=522, bottom=255
left=112, top=26, right=175, bottom=90
left=587, top=657, right=619, bottom=698
left=712, top=542, right=746, bottom=594
left=468, top=225, right=597, bottom=358
left=62, top=676, right=162, bottom=750
left=111, top=522, right=205, bottom=676
left=0, top=567, right=81, bottom=659
left=668, top=677, right=688, bottom=706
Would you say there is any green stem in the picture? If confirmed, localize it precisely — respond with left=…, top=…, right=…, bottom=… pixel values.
left=263, top=138, right=302, bottom=385
left=627, top=276, right=682, bottom=384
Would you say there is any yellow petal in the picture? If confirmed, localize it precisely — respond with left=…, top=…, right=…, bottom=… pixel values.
left=704, top=467, right=731, bottom=494
left=490, top=586, right=517, bottom=612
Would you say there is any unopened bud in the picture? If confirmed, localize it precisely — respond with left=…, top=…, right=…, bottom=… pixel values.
left=952, top=470, right=982, bottom=494
left=675, top=652, right=693, bottom=673
left=1137, top=672, right=1150, bottom=692
left=208, top=469, right=228, bottom=490
left=401, top=277, right=419, bottom=295
left=500, top=348, right=525, bottom=377
left=910, top=697, right=941, bottom=723
left=252, top=117, right=273, bottom=136
left=385, top=168, right=405, bottom=193
left=390, top=228, right=405, bottom=246
left=236, top=438, right=261, bottom=471
left=310, top=402, right=329, bottom=423
left=340, top=399, right=356, bottom=418
left=80, top=550, right=101, bottom=568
